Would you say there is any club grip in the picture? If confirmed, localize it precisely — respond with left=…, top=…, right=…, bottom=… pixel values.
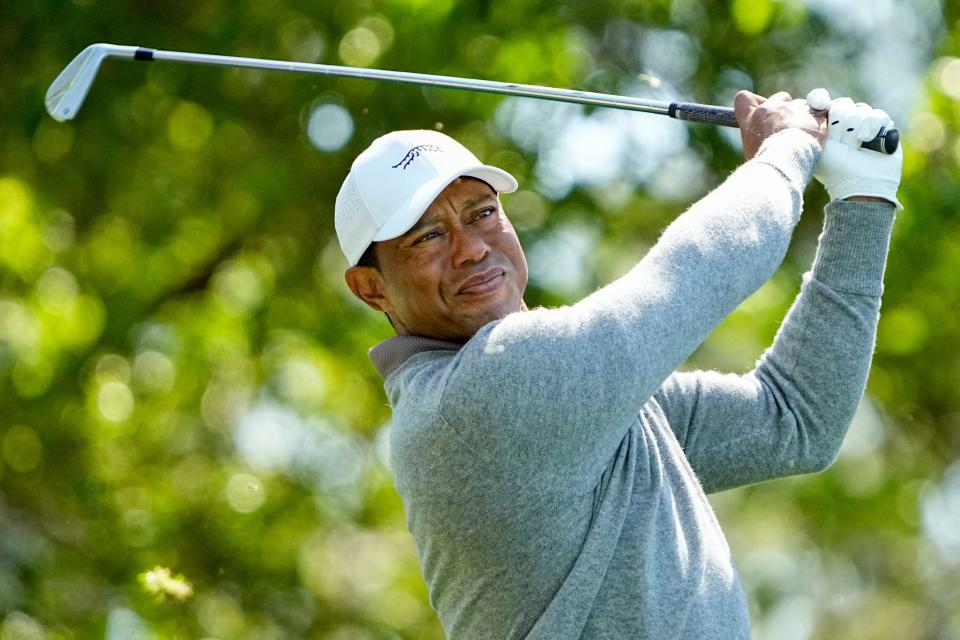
left=669, top=102, right=739, bottom=127
left=859, top=127, right=899, bottom=154
left=668, top=102, right=899, bottom=155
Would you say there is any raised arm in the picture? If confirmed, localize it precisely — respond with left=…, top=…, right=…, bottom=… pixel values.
left=439, top=94, right=826, bottom=485
left=656, top=199, right=895, bottom=492
left=655, top=97, right=903, bottom=493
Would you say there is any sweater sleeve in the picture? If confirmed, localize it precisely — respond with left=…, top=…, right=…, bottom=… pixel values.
left=654, top=199, right=895, bottom=493
left=436, top=129, right=821, bottom=489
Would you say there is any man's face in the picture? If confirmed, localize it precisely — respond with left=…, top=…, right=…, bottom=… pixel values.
left=345, top=177, right=528, bottom=342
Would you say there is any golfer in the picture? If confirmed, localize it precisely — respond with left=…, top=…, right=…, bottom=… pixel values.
left=335, top=89, right=902, bottom=639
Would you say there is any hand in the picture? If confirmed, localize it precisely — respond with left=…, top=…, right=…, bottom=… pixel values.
left=734, top=90, right=827, bottom=160
left=813, top=94, right=903, bottom=209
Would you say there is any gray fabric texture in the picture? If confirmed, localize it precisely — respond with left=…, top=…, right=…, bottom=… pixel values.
left=369, top=128, right=896, bottom=639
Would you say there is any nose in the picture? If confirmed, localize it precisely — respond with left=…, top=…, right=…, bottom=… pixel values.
left=449, top=226, right=490, bottom=266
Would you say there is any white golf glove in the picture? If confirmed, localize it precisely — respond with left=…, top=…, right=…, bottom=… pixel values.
left=808, top=89, right=903, bottom=210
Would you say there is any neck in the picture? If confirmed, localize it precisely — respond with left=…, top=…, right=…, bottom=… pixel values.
left=390, top=299, right=530, bottom=339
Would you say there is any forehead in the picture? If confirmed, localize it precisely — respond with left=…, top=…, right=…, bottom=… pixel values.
left=379, top=177, right=499, bottom=251
left=425, top=177, right=497, bottom=212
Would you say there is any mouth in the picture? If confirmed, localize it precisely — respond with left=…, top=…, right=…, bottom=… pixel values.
left=457, top=268, right=506, bottom=296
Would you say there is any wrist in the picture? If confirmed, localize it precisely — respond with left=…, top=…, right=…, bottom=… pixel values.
left=813, top=200, right=895, bottom=296
left=821, top=176, right=902, bottom=210
left=753, top=129, right=821, bottom=191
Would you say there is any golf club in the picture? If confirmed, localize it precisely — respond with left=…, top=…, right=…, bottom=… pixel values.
left=46, top=43, right=899, bottom=154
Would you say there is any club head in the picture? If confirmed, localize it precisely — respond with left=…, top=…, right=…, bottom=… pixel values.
left=45, top=44, right=139, bottom=121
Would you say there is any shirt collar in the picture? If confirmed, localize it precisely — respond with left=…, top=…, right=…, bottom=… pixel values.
left=369, top=334, right=464, bottom=379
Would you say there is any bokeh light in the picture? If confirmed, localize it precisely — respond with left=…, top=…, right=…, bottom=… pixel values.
left=166, top=101, right=214, bottom=151
left=234, top=402, right=303, bottom=473
left=338, top=17, right=394, bottom=68
left=226, top=473, right=266, bottom=513
left=306, top=102, right=354, bottom=152
left=908, top=112, right=946, bottom=153
left=132, top=350, right=176, bottom=394
left=1, top=426, right=43, bottom=474
left=922, top=460, right=960, bottom=564
left=527, top=225, right=597, bottom=295
left=1, top=612, right=46, bottom=640
left=97, top=382, right=135, bottom=423
left=339, top=28, right=381, bottom=67
left=280, top=20, right=326, bottom=62
left=105, top=608, right=150, bottom=640
left=936, top=56, right=960, bottom=98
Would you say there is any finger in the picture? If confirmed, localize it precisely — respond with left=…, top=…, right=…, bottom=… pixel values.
left=806, top=88, right=831, bottom=111
left=828, top=97, right=856, bottom=123
left=838, top=102, right=869, bottom=147
left=857, top=108, right=887, bottom=142
left=826, top=97, right=856, bottom=141
left=874, top=108, right=894, bottom=129
left=767, top=90, right=793, bottom=103
left=734, top=90, right=763, bottom=108
left=734, top=90, right=762, bottom=123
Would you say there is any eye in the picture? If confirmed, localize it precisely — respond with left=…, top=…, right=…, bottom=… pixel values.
left=472, top=206, right=497, bottom=222
left=413, top=229, right=443, bottom=245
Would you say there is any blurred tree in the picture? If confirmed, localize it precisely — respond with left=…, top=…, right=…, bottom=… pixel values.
left=1, top=0, right=958, bottom=638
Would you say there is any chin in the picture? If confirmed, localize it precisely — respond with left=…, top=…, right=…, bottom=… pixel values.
left=471, top=297, right=522, bottom=329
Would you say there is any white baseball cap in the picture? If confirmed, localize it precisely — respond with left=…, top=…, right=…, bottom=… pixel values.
left=335, top=129, right=519, bottom=265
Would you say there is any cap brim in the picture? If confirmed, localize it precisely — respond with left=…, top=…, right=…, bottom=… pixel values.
left=372, top=165, right=518, bottom=242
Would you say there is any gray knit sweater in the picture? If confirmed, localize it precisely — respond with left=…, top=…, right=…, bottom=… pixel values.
left=369, top=129, right=895, bottom=639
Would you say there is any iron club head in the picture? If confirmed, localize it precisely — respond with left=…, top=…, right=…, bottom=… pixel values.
left=45, top=44, right=140, bottom=122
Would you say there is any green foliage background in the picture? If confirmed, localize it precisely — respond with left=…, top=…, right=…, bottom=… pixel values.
left=1, top=0, right=959, bottom=638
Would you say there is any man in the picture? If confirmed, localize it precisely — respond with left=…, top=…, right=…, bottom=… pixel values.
left=336, top=89, right=902, bottom=639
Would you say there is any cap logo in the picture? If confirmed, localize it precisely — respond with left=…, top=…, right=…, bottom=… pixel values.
left=391, top=144, right=443, bottom=170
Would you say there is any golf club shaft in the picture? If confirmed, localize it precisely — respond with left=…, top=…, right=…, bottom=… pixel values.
left=51, top=45, right=900, bottom=154
left=150, top=47, right=679, bottom=115
left=145, top=48, right=899, bottom=154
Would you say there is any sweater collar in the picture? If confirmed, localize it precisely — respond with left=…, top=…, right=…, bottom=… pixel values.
left=369, top=334, right=464, bottom=379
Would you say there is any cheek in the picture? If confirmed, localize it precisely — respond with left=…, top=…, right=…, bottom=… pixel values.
left=516, top=249, right=529, bottom=287
left=388, top=255, right=447, bottom=305
left=497, top=228, right=527, bottom=280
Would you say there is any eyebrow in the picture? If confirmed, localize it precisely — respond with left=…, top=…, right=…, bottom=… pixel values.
left=461, top=193, right=498, bottom=209
left=401, top=193, right=498, bottom=239
left=403, top=215, right=445, bottom=239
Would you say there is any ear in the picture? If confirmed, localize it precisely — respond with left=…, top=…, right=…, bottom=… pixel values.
left=344, top=266, right=394, bottom=313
